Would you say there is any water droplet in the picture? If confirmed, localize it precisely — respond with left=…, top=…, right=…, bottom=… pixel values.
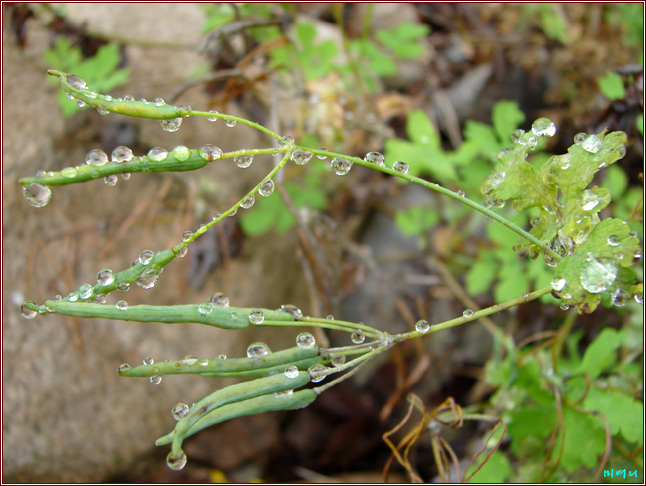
left=178, top=246, right=188, bottom=258
left=139, top=249, right=154, bottom=265
left=462, top=309, right=474, bottom=318
left=147, top=147, right=168, bottom=161
left=221, top=118, right=236, bottom=127
left=308, top=363, right=328, bottom=383
left=116, top=300, right=128, bottom=310
left=457, top=189, right=466, bottom=197
left=150, top=375, right=162, bottom=385
left=634, top=290, right=644, bottom=304
left=559, top=302, right=570, bottom=311
left=76, top=99, right=86, bottom=108
left=218, top=354, right=227, bottom=360
left=172, top=145, right=191, bottom=161
left=351, top=331, right=365, bottom=344
left=581, top=134, right=602, bottom=153
left=118, top=363, right=131, bottom=373
left=296, top=332, right=316, bottom=349
left=111, top=146, right=133, bottom=163
left=512, top=129, right=525, bottom=144
left=23, top=183, right=52, bottom=207
left=94, top=294, right=106, bottom=304
left=531, top=118, right=556, bottom=137
left=86, top=149, right=109, bottom=166
left=259, top=180, right=275, bottom=197
left=247, top=342, right=271, bottom=358
left=392, top=161, right=409, bottom=174
left=199, top=144, right=223, bottom=161
left=633, top=250, right=643, bottom=263
left=240, top=195, right=255, bottom=209
left=143, top=357, right=154, bottom=365
left=65, top=92, right=75, bottom=100
left=20, top=302, right=37, bottom=319
left=551, top=277, right=567, bottom=292
left=78, top=283, right=93, bottom=300
left=481, top=172, right=506, bottom=195
left=611, top=288, right=630, bottom=307
left=278, top=304, right=302, bottom=320
left=123, top=95, right=134, bottom=102
left=580, top=257, right=617, bottom=293
left=172, top=403, right=189, bottom=421
left=182, top=356, right=198, bottom=365
left=331, top=355, right=346, bottom=367
left=415, top=319, right=430, bottom=334
left=279, top=136, right=294, bottom=147
left=166, top=449, right=187, bottom=470
left=121, top=172, right=131, bottom=181
left=234, top=154, right=253, bottom=168
left=179, top=104, right=192, bottom=116
left=199, top=358, right=209, bottom=366
left=206, top=109, right=219, bottom=121
left=284, top=365, right=299, bottom=379
left=154, top=97, right=165, bottom=106
left=104, top=175, right=118, bottom=186
left=117, top=282, right=130, bottom=292
left=249, top=309, right=264, bottom=325
left=66, top=74, right=87, bottom=89
left=573, top=132, right=586, bottom=144
left=331, top=157, right=352, bottom=175
left=198, top=302, right=213, bottom=315
left=136, top=268, right=158, bottom=289
left=316, top=148, right=327, bottom=159
left=210, top=292, right=230, bottom=307
left=607, top=235, right=621, bottom=246
left=275, top=389, right=294, bottom=398
left=364, top=151, right=385, bottom=166
left=292, top=149, right=313, bottom=165
left=182, top=231, right=193, bottom=242
left=160, top=117, right=182, bottom=132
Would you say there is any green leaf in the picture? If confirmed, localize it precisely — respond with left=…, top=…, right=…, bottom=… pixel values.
left=583, top=387, right=643, bottom=445
left=406, top=109, right=440, bottom=149
left=598, top=71, right=626, bottom=101
left=394, top=206, right=439, bottom=237
left=492, top=101, right=525, bottom=143
left=636, top=114, right=643, bottom=136
left=508, top=406, right=556, bottom=456
left=465, top=255, right=498, bottom=295
left=467, top=450, right=512, bottom=483
left=556, top=407, right=605, bottom=471
left=577, top=328, right=628, bottom=380
left=376, top=22, right=430, bottom=60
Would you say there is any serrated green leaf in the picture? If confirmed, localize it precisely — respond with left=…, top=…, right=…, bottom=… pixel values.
left=577, top=328, right=628, bottom=379
left=583, top=387, right=643, bottom=444
left=508, top=406, right=556, bottom=456
left=556, top=407, right=605, bottom=471
left=492, top=101, right=525, bottom=142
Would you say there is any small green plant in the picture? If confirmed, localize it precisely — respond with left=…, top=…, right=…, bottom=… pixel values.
left=19, top=70, right=642, bottom=479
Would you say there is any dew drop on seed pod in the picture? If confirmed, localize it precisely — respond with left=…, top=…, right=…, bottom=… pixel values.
left=23, top=183, right=52, bottom=207
left=111, top=146, right=133, bottom=163
left=116, top=300, right=128, bottom=310
left=179, top=104, right=192, bottom=116
left=104, top=175, right=118, bottom=186
left=178, top=246, right=188, bottom=258
left=143, top=357, right=154, bottom=365
left=20, top=302, right=37, bottom=319
left=182, top=356, right=198, bottom=365
left=172, top=145, right=191, bottom=161
left=150, top=375, right=162, bottom=385
left=76, top=99, right=86, bottom=108
left=61, top=167, right=78, bottom=178
left=182, top=231, right=193, bottom=242
left=316, top=148, right=327, bottom=159
left=147, top=147, right=168, bottom=161
left=279, top=304, right=303, bottom=320
left=139, top=249, right=154, bottom=265
left=249, top=309, right=264, bottom=325
left=97, top=268, right=114, bottom=285
left=331, top=157, right=352, bottom=175
left=94, top=294, right=106, bottom=304
left=172, top=403, right=189, bottom=421
left=581, top=134, right=602, bottom=153
left=551, top=277, right=566, bottom=292
left=123, top=95, right=134, bottom=102
left=607, top=235, right=621, bottom=246
left=66, top=74, right=87, bottom=89
left=136, top=269, right=158, bottom=289
left=225, top=119, right=237, bottom=127
left=331, top=355, right=346, bottom=367
left=199, top=144, right=223, bottom=161
left=291, top=149, right=313, bottom=165
left=247, top=342, right=271, bottom=358
left=308, top=363, right=328, bottom=383
left=117, top=282, right=130, bottom=292
left=296, top=332, right=316, bottom=349
left=210, top=292, right=230, bottom=307
left=240, top=195, right=255, bottom=209
left=160, top=117, right=182, bottom=132
left=580, top=257, right=617, bottom=293
left=68, top=292, right=79, bottom=302
left=559, top=302, right=570, bottom=311
left=531, top=117, right=556, bottom=137
left=351, top=330, right=365, bottom=344
left=462, top=309, right=474, bottom=318
left=97, top=106, right=109, bottom=115
left=218, top=354, right=227, bottom=360
left=284, top=365, right=299, bottom=379
left=78, top=284, right=93, bottom=300
left=392, top=161, right=409, bottom=174
left=207, top=109, right=218, bottom=121
left=198, top=302, right=213, bottom=315
left=275, top=389, right=294, bottom=398
left=199, top=358, right=209, bottom=366
left=364, top=151, right=385, bottom=166
left=279, top=136, right=294, bottom=147
left=415, top=319, right=430, bottom=334
left=234, top=154, right=253, bottom=168
left=259, top=180, right=275, bottom=197
left=118, top=363, right=131, bottom=373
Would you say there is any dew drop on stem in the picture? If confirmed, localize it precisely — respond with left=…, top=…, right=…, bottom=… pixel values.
left=138, top=250, right=154, bottom=265
left=225, top=119, right=237, bottom=127
left=259, top=180, right=275, bottom=197
left=279, top=304, right=303, bottom=320
left=150, top=375, right=162, bottom=385
left=182, top=231, right=193, bottom=242
left=111, top=146, right=133, bottom=163
left=66, top=74, right=87, bottom=89
left=78, top=284, right=93, bottom=300
left=234, top=154, right=253, bottom=168
left=172, top=403, right=189, bottom=421
left=247, top=342, right=271, bottom=358
left=23, top=183, right=52, bottom=207
left=160, top=117, right=182, bottom=132
left=351, top=330, right=365, bottom=344
left=415, top=319, right=430, bottom=334
left=210, top=292, right=230, bottom=307
left=198, top=302, right=213, bottom=315
left=118, top=363, right=131, bottom=373
left=116, top=300, right=128, bottom=310
left=331, top=157, right=352, bottom=175
left=392, top=161, right=409, bottom=174
left=172, top=145, right=191, bottom=161
left=143, top=357, right=154, bottom=365
left=308, top=363, right=328, bottom=383
left=199, top=144, right=223, bottom=162
left=531, top=117, right=556, bottom=137
left=284, top=365, right=299, bottom=379
left=240, top=195, right=255, bottom=209
left=249, top=309, right=264, bottom=325
left=207, top=109, right=218, bottom=121
left=86, top=149, right=109, bottom=166
left=462, top=309, right=474, bottom=318
left=291, top=149, right=313, bottom=165
left=20, top=302, right=37, bottom=319
left=364, top=151, right=385, bottom=166
left=104, top=175, right=118, bottom=186
left=147, top=147, right=168, bottom=162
